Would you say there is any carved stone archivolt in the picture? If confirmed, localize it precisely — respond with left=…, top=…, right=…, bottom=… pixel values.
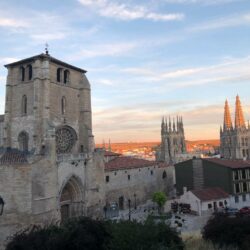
left=55, top=126, right=77, bottom=154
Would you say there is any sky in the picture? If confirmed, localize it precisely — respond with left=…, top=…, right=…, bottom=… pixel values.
left=0, top=0, right=250, bottom=143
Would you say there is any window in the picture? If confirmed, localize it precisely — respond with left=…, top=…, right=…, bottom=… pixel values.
left=219, top=201, right=223, bottom=207
left=80, top=145, right=84, bottom=153
left=243, top=149, right=246, bottom=158
left=18, top=131, right=29, bottom=152
left=224, top=200, right=227, bottom=206
left=235, top=195, right=239, bottom=203
left=242, top=170, right=246, bottom=179
left=162, top=171, right=167, bottom=179
left=151, top=170, right=153, bottom=175
left=128, top=175, right=130, bottom=180
left=234, top=171, right=239, bottom=180
left=61, top=97, right=66, bottom=115
left=243, top=182, right=247, bottom=192
left=105, top=176, right=109, bottom=183
left=243, top=193, right=246, bottom=202
left=235, top=183, right=240, bottom=193
left=57, top=68, right=62, bottom=82
left=27, top=65, right=32, bottom=80
left=21, top=66, right=25, bottom=81
left=64, top=70, right=69, bottom=84
left=208, top=203, right=212, bottom=209
left=21, top=95, right=27, bottom=115
left=114, top=172, right=117, bottom=176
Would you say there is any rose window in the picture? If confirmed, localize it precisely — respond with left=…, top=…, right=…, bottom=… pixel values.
left=56, top=126, right=77, bottom=154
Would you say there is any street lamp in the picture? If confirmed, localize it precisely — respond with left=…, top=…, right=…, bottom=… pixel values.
left=128, top=199, right=131, bottom=221
left=134, top=193, right=137, bottom=210
left=0, top=196, right=5, bottom=216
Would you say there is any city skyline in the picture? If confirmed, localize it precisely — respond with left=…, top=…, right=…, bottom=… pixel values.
left=0, top=0, right=250, bottom=143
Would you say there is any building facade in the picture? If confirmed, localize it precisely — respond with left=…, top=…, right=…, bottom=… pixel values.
left=156, top=116, right=187, bottom=164
left=220, top=96, right=250, bottom=159
left=0, top=52, right=106, bottom=247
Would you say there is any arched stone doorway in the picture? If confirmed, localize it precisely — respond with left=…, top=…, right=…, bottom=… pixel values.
left=59, top=176, right=84, bottom=222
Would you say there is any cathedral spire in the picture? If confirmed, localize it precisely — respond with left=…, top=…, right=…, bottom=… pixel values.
left=165, top=117, right=168, bottom=132
left=173, top=117, right=176, bottom=131
left=235, top=95, right=245, bottom=129
left=161, top=117, right=165, bottom=134
left=223, top=99, right=232, bottom=130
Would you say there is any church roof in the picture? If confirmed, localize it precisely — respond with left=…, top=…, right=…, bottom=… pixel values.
left=191, top=187, right=229, bottom=202
left=105, top=156, right=156, bottom=171
left=4, top=53, right=87, bottom=73
left=0, top=149, right=28, bottom=165
left=204, top=158, right=250, bottom=169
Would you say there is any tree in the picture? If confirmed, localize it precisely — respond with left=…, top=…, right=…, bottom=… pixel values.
left=152, top=191, right=167, bottom=214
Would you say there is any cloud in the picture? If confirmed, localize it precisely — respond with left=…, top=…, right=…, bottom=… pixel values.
left=163, top=0, right=242, bottom=5
left=0, top=17, right=29, bottom=28
left=68, top=42, right=137, bottom=59
left=78, top=0, right=184, bottom=21
left=188, top=12, right=250, bottom=32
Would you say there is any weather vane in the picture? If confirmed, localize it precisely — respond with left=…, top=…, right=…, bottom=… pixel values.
left=45, top=42, right=49, bottom=55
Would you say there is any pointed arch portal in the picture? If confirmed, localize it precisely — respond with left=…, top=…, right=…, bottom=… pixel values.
left=59, top=176, right=84, bottom=221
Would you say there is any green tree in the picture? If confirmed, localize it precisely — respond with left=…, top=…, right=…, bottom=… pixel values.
left=152, top=191, right=167, bottom=214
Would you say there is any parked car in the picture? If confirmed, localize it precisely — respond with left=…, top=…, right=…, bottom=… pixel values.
left=239, top=206, right=250, bottom=215
left=224, top=207, right=239, bottom=216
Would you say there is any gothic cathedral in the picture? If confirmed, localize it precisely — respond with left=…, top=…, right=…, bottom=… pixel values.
left=220, top=95, right=250, bottom=159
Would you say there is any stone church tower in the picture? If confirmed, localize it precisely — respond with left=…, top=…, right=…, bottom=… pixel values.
left=220, top=95, right=250, bottom=159
left=0, top=52, right=106, bottom=245
left=157, top=116, right=186, bottom=164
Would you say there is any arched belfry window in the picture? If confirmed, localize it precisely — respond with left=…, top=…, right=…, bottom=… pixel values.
left=22, top=95, right=27, bottom=115
left=18, top=131, right=29, bottom=152
left=162, top=171, right=167, bottom=179
left=64, top=70, right=70, bottom=84
left=57, top=68, right=62, bottom=82
left=61, top=96, right=66, bottom=115
left=27, top=65, right=32, bottom=80
left=21, top=66, right=25, bottom=81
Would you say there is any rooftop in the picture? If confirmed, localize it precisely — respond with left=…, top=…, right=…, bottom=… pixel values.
left=105, top=156, right=156, bottom=171
left=191, top=187, right=229, bottom=202
left=204, top=158, right=250, bottom=169
left=0, top=149, right=28, bottom=165
left=4, top=53, right=87, bottom=73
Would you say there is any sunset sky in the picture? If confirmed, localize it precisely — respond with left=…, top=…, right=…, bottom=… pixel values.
left=0, top=0, right=250, bottom=143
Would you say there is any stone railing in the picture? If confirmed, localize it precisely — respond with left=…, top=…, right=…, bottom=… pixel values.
left=56, top=153, right=88, bottom=163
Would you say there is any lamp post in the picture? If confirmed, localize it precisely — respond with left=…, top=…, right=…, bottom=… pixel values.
left=128, top=199, right=131, bottom=221
left=0, top=196, right=5, bottom=216
left=134, top=193, right=137, bottom=210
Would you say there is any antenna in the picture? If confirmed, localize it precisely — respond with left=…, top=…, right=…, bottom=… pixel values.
left=45, top=43, right=49, bottom=55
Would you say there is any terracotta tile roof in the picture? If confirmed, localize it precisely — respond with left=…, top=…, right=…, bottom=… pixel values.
left=191, top=187, right=229, bottom=202
left=104, top=150, right=121, bottom=157
left=204, top=158, right=250, bottom=169
left=105, top=156, right=156, bottom=171
left=157, top=162, right=170, bottom=168
left=0, top=149, right=28, bottom=165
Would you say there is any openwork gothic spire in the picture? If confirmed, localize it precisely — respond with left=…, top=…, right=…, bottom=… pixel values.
left=235, top=95, right=245, bottom=128
left=223, top=99, right=232, bottom=130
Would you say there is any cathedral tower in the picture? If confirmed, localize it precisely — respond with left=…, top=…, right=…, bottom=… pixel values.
left=157, top=115, right=186, bottom=164
left=220, top=96, right=250, bottom=159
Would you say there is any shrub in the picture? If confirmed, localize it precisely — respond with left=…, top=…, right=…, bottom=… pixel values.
left=105, top=218, right=184, bottom=250
left=6, top=217, right=110, bottom=250
left=202, top=213, right=250, bottom=249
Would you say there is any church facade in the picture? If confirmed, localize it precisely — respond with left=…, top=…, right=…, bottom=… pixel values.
left=220, top=95, right=250, bottom=160
left=0, top=52, right=107, bottom=245
left=156, top=116, right=187, bottom=164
